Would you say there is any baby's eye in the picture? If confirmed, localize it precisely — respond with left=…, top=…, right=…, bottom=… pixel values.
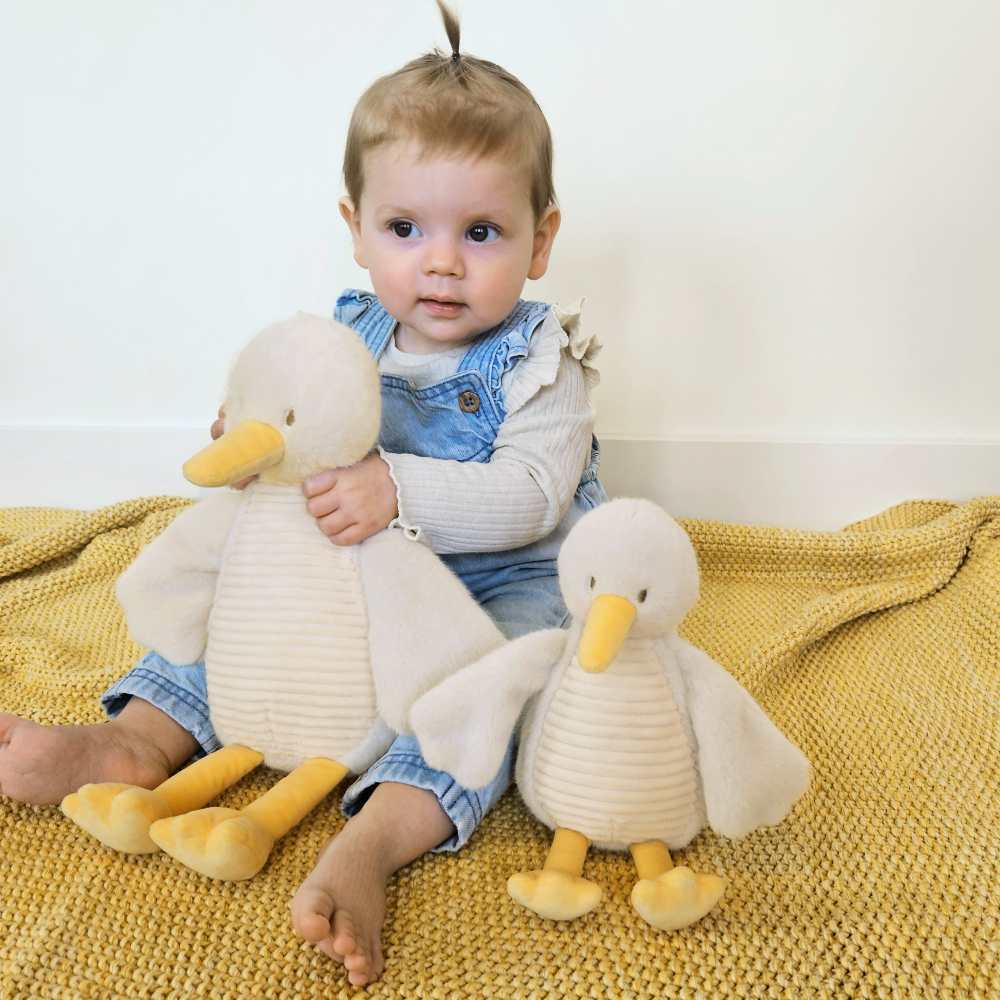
left=389, top=220, right=421, bottom=239
left=466, top=223, right=500, bottom=244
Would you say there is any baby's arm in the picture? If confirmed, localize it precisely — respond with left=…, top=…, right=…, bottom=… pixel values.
left=383, top=352, right=593, bottom=553
left=304, top=453, right=398, bottom=546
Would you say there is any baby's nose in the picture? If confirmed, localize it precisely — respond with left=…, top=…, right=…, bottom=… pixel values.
left=423, top=237, right=464, bottom=278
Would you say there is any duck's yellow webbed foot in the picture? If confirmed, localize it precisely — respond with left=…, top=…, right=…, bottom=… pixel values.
left=631, top=867, right=726, bottom=930
left=61, top=744, right=263, bottom=855
left=61, top=784, right=173, bottom=854
left=152, top=756, right=348, bottom=881
left=629, top=840, right=725, bottom=931
left=150, top=807, right=274, bottom=881
left=507, top=869, right=603, bottom=920
left=507, top=827, right=602, bottom=921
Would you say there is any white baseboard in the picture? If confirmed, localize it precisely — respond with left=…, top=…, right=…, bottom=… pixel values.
left=2, top=426, right=998, bottom=530
left=2, top=427, right=209, bottom=509
left=597, top=435, right=999, bottom=529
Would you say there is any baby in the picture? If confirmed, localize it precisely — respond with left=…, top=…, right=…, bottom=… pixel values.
left=0, top=2, right=606, bottom=988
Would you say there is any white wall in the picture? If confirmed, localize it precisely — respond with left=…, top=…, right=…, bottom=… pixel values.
left=2, top=1, right=998, bottom=524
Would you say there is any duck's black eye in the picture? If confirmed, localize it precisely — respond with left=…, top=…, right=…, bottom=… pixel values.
left=285, top=409, right=296, bottom=426
left=637, top=588, right=648, bottom=603
left=588, top=576, right=596, bottom=590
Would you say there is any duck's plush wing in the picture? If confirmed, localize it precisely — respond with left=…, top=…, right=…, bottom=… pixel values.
left=673, top=636, right=811, bottom=840
left=356, top=527, right=507, bottom=734
left=410, top=629, right=568, bottom=789
left=115, top=492, right=243, bottom=665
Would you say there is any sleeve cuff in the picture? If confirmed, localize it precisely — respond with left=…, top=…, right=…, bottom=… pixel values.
left=378, top=447, right=423, bottom=542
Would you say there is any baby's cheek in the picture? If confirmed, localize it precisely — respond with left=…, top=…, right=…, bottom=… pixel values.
left=368, top=265, right=411, bottom=314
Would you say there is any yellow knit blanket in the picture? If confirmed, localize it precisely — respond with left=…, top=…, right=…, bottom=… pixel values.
left=1, top=497, right=997, bottom=999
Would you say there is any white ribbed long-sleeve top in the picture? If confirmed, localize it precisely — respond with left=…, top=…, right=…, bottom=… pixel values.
left=378, top=303, right=601, bottom=555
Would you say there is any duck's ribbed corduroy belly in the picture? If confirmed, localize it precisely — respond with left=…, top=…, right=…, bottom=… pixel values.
left=205, top=486, right=375, bottom=772
left=531, top=640, right=700, bottom=847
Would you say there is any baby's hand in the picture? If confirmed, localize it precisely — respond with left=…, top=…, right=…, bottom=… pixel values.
left=211, top=406, right=257, bottom=490
left=304, top=454, right=399, bottom=546
left=209, top=406, right=226, bottom=442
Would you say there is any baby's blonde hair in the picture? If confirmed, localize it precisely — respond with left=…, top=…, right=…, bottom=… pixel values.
left=343, top=1, right=555, bottom=221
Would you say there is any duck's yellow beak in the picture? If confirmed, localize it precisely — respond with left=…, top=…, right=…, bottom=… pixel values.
left=182, top=421, right=285, bottom=487
left=577, top=593, right=637, bottom=673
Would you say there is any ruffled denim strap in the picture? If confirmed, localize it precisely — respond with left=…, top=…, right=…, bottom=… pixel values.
left=455, top=299, right=550, bottom=419
left=334, top=289, right=396, bottom=359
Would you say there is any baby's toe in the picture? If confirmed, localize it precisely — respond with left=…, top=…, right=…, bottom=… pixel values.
left=290, top=886, right=335, bottom=944
left=343, top=948, right=369, bottom=973
left=344, top=935, right=383, bottom=986
left=316, top=937, right=345, bottom=963
left=0, top=712, right=22, bottom=742
left=331, top=909, right=361, bottom=958
left=346, top=953, right=374, bottom=988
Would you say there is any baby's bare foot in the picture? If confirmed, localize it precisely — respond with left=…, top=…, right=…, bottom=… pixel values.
left=0, top=712, right=175, bottom=806
left=291, top=820, right=388, bottom=988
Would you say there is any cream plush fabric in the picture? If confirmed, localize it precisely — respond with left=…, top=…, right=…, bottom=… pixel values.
left=413, top=500, right=811, bottom=850
left=114, top=313, right=506, bottom=774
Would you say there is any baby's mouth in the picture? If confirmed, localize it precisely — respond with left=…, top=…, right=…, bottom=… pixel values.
left=419, top=298, right=466, bottom=317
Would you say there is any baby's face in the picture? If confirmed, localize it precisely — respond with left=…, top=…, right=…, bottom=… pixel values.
left=341, top=140, right=559, bottom=353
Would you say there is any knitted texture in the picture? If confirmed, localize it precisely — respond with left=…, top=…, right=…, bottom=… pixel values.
left=1, top=496, right=997, bottom=999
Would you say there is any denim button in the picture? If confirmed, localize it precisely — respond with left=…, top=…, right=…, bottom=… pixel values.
left=458, top=390, right=481, bottom=413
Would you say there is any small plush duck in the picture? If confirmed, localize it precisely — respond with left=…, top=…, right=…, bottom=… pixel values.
left=411, top=498, right=810, bottom=930
left=62, top=313, right=505, bottom=880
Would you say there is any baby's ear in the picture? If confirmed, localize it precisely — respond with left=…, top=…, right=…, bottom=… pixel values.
left=338, top=197, right=368, bottom=269
left=528, top=205, right=561, bottom=280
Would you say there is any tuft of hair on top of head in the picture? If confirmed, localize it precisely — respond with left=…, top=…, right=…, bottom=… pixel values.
left=437, top=0, right=461, bottom=62
left=343, top=0, right=556, bottom=222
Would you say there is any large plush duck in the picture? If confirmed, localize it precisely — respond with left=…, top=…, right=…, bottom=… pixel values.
left=62, top=314, right=505, bottom=880
left=411, top=498, right=810, bottom=930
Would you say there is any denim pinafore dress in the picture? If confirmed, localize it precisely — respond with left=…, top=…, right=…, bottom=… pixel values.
left=335, top=289, right=607, bottom=608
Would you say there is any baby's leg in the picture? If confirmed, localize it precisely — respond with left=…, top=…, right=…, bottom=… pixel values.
left=291, top=737, right=514, bottom=987
left=291, top=778, right=457, bottom=987
left=291, top=574, right=568, bottom=987
left=0, top=652, right=213, bottom=805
